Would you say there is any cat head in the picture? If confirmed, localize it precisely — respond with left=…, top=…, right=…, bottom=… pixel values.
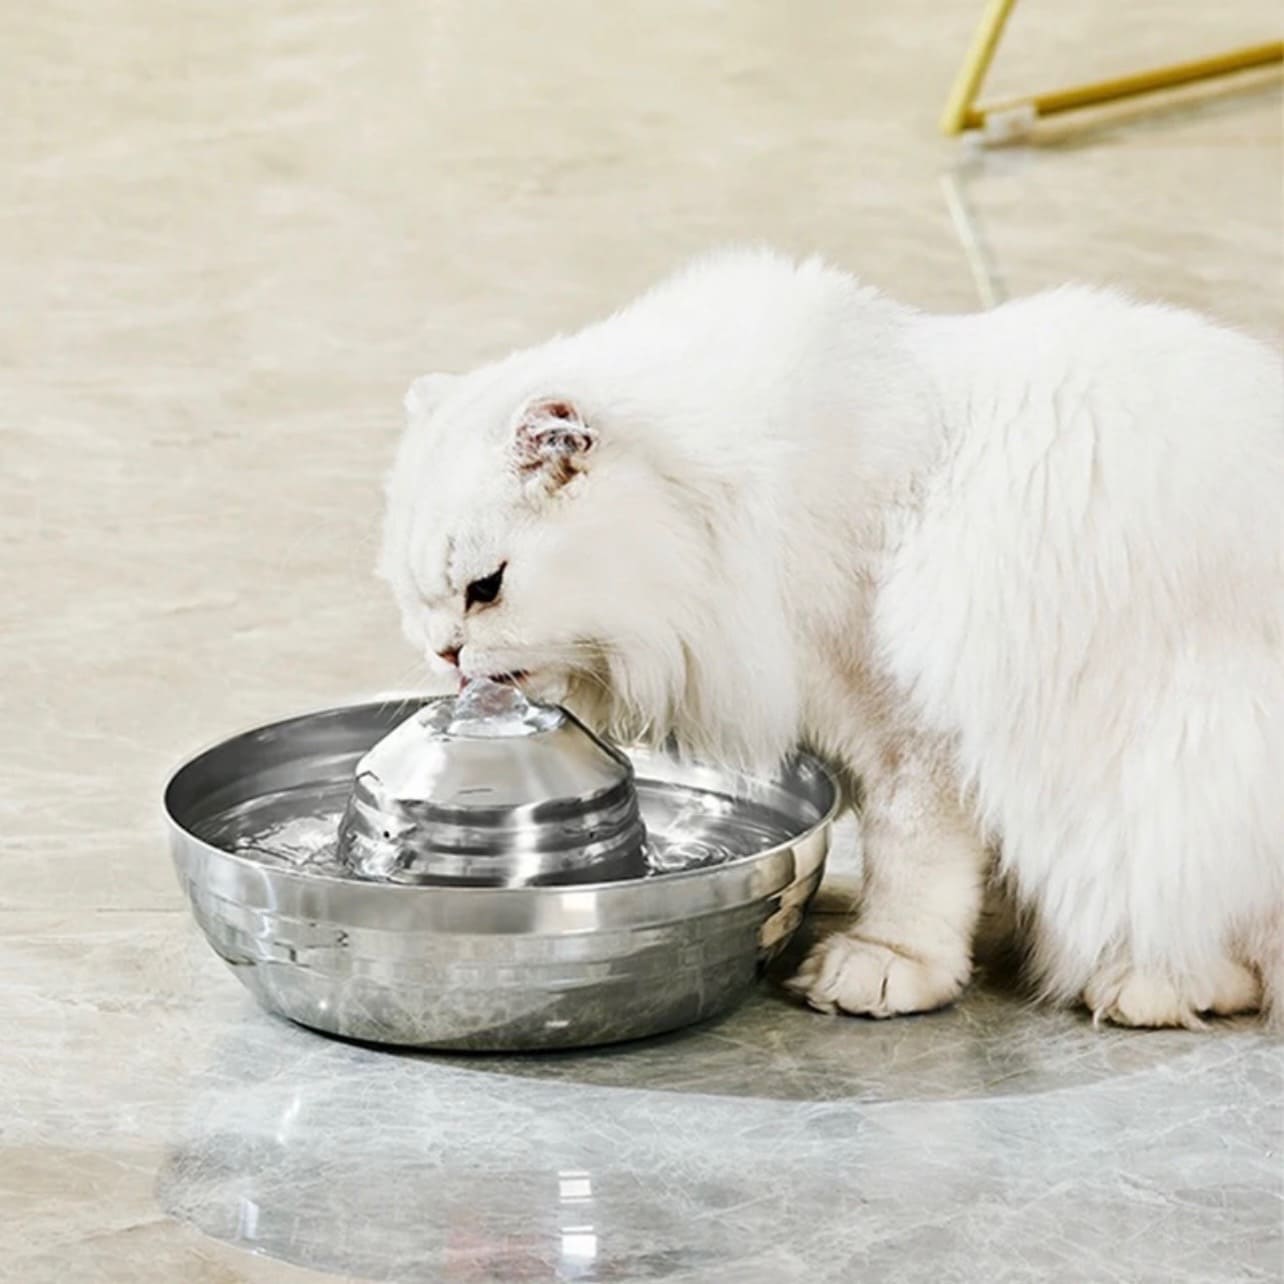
left=378, top=353, right=800, bottom=767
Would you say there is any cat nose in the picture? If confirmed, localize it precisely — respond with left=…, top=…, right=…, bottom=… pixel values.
left=436, top=646, right=460, bottom=669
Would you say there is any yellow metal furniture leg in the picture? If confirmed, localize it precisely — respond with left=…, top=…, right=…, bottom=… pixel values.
left=939, top=0, right=1019, bottom=136
left=940, top=0, right=1284, bottom=140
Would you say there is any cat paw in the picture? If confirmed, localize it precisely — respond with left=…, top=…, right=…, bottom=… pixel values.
left=787, top=933, right=969, bottom=1018
left=1083, top=959, right=1261, bottom=1030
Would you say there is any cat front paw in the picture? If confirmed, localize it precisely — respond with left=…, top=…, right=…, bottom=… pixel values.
left=788, top=932, right=969, bottom=1018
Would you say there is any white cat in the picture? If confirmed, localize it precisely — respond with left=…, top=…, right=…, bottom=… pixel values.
left=380, top=249, right=1284, bottom=1029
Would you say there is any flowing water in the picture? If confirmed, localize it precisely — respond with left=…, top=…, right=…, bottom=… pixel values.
left=419, top=676, right=565, bottom=739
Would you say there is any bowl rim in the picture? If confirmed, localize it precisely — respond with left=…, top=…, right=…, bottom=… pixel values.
left=163, top=694, right=842, bottom=899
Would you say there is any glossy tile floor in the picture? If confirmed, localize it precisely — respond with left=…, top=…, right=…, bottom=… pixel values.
left=3, top=1, right=1282, bottom=1280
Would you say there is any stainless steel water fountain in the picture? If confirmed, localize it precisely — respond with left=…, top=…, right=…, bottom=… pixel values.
left=337, top=679, right=648, bottom=886
left=165, top=683, right=839, bottom=1051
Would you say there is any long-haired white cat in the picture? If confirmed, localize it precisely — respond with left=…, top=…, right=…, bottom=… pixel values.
left=380, top=250, right=1283, bottom=1029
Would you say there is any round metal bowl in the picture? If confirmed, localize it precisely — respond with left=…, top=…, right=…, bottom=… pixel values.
left=164, top=698, right=839, bottom=1052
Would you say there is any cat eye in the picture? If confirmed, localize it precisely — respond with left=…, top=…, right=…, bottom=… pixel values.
left=465, top=563, right=506, bottom=610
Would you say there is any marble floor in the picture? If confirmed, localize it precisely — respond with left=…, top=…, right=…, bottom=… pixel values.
left=2, top=1, right=1281, bottom=1280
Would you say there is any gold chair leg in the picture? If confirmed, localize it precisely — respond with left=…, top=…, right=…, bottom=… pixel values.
left=940, top=0, right=1018, bottom=136
left=940, top=0, right=1284, bottom=141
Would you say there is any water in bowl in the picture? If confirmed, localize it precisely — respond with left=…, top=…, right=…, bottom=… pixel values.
left=195, top=680, right=797, bottom=882
left=197, top=775, right=793, bottom=882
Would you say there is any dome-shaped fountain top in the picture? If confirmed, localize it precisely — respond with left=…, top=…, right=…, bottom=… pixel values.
left=337, top=679, right=648, bottom=886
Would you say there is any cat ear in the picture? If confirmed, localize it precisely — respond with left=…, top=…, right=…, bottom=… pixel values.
left=512, top=397, right=596, bottom=493
left=404, top=372, right=457, bottom=420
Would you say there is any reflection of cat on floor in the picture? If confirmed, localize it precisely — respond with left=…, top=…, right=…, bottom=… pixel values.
left=379, top=249, right=1283, bottom=1029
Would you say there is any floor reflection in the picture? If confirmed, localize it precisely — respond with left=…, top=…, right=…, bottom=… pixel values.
left=156, top=1002, right=1277, bottom=1283
left=157, top=1021, right=760, bottom=1280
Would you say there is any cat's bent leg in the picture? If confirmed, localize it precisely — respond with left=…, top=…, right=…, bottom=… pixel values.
left=790, top=750, right=990, bottom=1017
left=1016, top=642, right=1281, bottom=1030
left=1081, top=957, right=1262, bottom=1030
